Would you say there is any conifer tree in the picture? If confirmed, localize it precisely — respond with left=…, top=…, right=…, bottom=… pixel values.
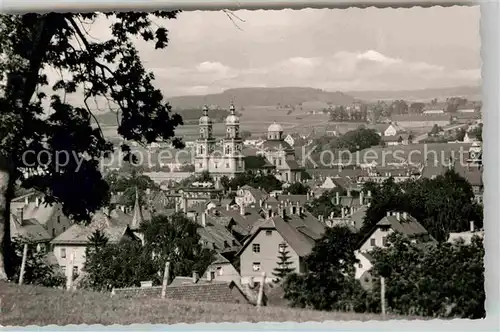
left=272, top=242, right=295, bottom=282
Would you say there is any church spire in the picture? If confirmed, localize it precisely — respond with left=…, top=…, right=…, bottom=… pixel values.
left=131, top=187, right=144, bottom=230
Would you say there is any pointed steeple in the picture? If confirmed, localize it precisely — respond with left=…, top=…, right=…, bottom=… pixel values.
left=131, top=187, right=144, bottom=230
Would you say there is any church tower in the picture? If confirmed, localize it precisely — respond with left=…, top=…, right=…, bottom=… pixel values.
left=195, top=105, right=216, bottom=174
left=223, top=104, right=245, bottom=176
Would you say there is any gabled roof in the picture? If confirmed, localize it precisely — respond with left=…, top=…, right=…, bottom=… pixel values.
left=241, top=214, right=324, bottom=258
left=10, top=193, right=60, bottom=227
left=51, top=209, right=135, bottom=245
left=376, top=214, right=428, bottom=237
left=10, top=215, right=52, bottom=243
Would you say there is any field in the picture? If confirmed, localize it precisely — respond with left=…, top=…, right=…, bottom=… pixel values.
left=101, top=106, right=361, bottom=142
left=0, top=282, right=423, bottom=325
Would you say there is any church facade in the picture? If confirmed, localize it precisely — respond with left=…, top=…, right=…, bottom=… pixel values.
left=194, top=105, right=303, bottom=183
left=194, top=104, right=245, bottom=180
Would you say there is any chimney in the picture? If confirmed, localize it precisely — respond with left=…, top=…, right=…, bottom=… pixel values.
left=386, top=211, right=391, bottom=217
left=470, top=221, right=475, bottom=232
left=279, top=205, right=285, bottom=219
left=306, top=192, right=310, bottom=201
left=335, top=192, right=340, bottom=205
left=359, top=191, right=364, bottom=206
left=35, top=197, right=40, bottom=207
left=240, top=204, right=245, bottom=216
left=347, top=190, right=351, bottom=197
left=402, top=212, right=408, bottom=220
left=192, top=271, right=199, bottom=283
left=341, top=207, right=345, bottom=219
left=201, top=212, right=207, bottom=227
left=259, top=199, right=263, bottom=207
left=16, top=207, right=23, bottom=222
left=396, top=212, right=401, bottom=221
left=24, top=196, right=29, bottom=206
left=226, top=204, right=230, bottom=211
left=267, top=208, right=272, bottom=219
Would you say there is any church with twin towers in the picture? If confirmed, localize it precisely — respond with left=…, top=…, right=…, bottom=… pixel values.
left=194, top=104, right=303, bottom=183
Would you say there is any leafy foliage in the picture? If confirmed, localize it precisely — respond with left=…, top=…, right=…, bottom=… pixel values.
left=223, top=171, right=283, bottom=193
left=305, top=190, right=341, bottom=219
left=10, top=238, right=65, bottom=288
left=0, top=12, right=185, bottom=278
left=361, top=169, right=483, bottom=242
left=283, top=182, right=309, bottom=195
left=141, top=213, right=214, bottom=279
left=105, top=170, right=158, bottom=208
left=370, top=232, right=485, bottom=318
left=283, top=226, right=367, bottom=312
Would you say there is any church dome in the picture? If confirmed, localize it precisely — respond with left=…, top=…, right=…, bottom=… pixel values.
left=268, top=121, right=283, bottom=132
left=225, top=104, right=239, bottom=125
left=199, top=105, right=212, bottom=125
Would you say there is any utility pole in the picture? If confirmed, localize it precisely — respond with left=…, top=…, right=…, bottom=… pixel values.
left=380, top=276, right=386, bottom=318
left=18, top=243, right=28, bottom=285
left=161, top=260, right=170, bottom=299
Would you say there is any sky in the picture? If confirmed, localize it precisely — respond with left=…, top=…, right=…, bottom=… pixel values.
left=83, top=6, right=481, bottom=98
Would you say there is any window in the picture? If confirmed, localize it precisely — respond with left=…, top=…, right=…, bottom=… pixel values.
left=63, top=226, right=66, bottom=232
left=252, top=262, right=261, bottom=272
left=252, top=244, right=260, bottom=253
left=358, top=263, right=363, bottom=268
left=217, top=267, right=223, bottom=275
left=279, top=244, right=287, bottom=253
left=61, top=248, right=66, bottom=258
left=52, top=228, right=55, bottom=237
left=370, top=238, right=376, bottom=246
left=278, top=159, right=282, bottom=166
left=266, top=230, right=272, bottom=236
left=57, top=216, right=61, bottom=224
left=382, top=237, right=388, bottom=246
left=226, top=163, right=230, bottom=168
left=72, top=266, right=78, bottom=277
left=210, top=271, right=216, bottom=280
left=61, top=266, right=66, bottom=274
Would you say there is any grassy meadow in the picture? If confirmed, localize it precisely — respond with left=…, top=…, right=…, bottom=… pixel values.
left=0, top=282, right=423, bottom=326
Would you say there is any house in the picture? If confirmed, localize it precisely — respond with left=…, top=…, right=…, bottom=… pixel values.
left=236, top=205, right=325, bottom=285
left=382, top=133, right=411, bottom=146
left=10, top=211, right=52, bottom=253
left=374, top=123, right=405, bottom=137
left=202, top=253, right=241, bottom=285
left=354, top=211, right=435, bottom=288
left=197, top=212, right=241, bottom=254
left=50, top=209, right=140, bottom=274
left=10, top=192, right=73, bottom=241
left=235, top=185, right=270, bottom=207
left=448, top=221, right=484, bottom=245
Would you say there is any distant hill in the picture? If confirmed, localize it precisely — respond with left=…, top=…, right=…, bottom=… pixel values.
left=167, top=87, right=355, bottom=109
left=347, top=86, right=481, bottom=102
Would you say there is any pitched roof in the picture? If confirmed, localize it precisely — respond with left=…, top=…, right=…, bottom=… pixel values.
left=376, top=214, right=428, bottom=237
left=165, top=281, right=250, bottom=304
left=275, top=194, right=308, bottom=206
left=242, top=214, right=323, bottom=258
left=10, top=194, right=59, bottom=227
left=10, top=215, right=52, bottom=243
left=51, top=209, right=134, bottom=245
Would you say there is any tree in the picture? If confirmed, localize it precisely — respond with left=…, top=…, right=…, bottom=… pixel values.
left=361, top=170, right=483, bottom=242
left=284, top=182, right=309, bottom=195
left=429, top=124, right=442, bottom=136
left=370, top=232, right=484, bottom=318
left=140, top=213, right=214, bottom=279
left=469, top=124, right=483, bottom=142
left=305, top=190, right=341, bottom=219
left=10, top=237, right=65, bottom=288
left=272, top=242, right=295, bottom=282
left=283, top=226, right=367, bottom=312
left=83, top=237, right=156, bottom=291
left=105, top=171, right=158, bottom=208
left=0, top=12, right=185, bottom=279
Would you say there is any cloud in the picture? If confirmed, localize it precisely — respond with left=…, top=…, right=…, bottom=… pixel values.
left=152, top=49, right=480, bottom=96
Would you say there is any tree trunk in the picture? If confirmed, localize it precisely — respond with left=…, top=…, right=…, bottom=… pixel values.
left=0, top=154, right=14, bottom=280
